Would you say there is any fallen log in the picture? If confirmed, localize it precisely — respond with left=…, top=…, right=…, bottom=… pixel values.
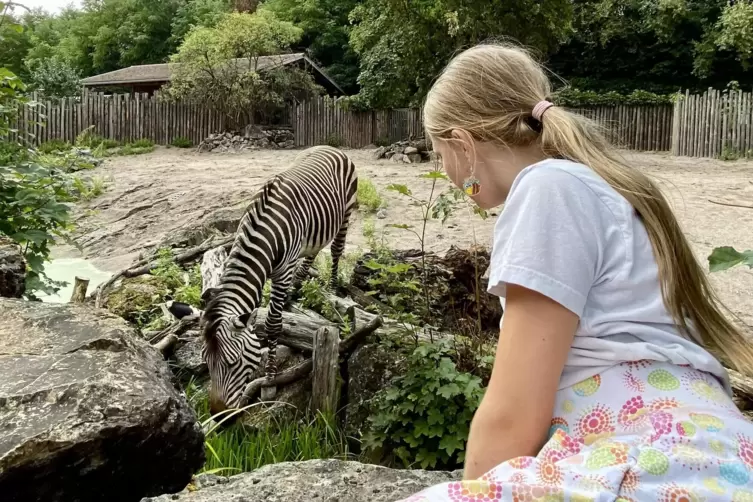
left=241, top=314, right=383, bottom=405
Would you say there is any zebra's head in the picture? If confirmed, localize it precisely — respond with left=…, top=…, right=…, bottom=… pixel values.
left=200, top=287, right=259, bottom=418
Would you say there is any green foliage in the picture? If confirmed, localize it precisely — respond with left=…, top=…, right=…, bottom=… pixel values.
left=299, top=278, right=340, bottom=323
left=26, top=58, right=80, bottom=98
left=171, top=136, right=193, bottom=148
left=708, top=246, right=753, bottom=273
left=130, top=138, right=154, bottom=148
left=553, top=88, right=677, bottom=108
left=151, top=247, right=203, bottom=306
left=38, top=139, right=71, bottom=153
left=363, top=339, right=484, bottom=469
left=186, top=380, right=356, bottom=474
left=374, top=135, right=391, bottom=148
left=72, top=175, right=107, bottom=201
left=165, top=10, right=321, bottom=129
left=356, top=178, right=383, bottom=213
left=324, top=132, right=343, bottom=148
left=348, top=0, right=573, bottom=108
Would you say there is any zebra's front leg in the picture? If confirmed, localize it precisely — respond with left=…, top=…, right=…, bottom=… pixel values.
left=283, top=255, right=317, bottom=310
left=261, top=268, right=294, bottom=401
left=329, top=214, right=352, bottom=292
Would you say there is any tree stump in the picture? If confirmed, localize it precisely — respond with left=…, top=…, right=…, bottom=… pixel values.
left=69, top=277, right=90, bottom=303
left=311, top=326, right=340, bottom=416
left=201, top=245, right=228, bottom=293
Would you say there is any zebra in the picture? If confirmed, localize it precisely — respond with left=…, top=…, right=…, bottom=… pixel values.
left=200, top=145, right=358, bottom=415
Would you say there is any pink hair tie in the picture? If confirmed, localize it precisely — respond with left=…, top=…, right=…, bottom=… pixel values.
left=532, top=100, right=555, bottom=122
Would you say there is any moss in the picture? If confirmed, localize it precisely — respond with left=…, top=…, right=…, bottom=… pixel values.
left=104, top=275, right=171, bottom=327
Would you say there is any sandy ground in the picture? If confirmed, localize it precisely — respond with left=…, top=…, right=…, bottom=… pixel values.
left=64, top=147, right=753, bottom=329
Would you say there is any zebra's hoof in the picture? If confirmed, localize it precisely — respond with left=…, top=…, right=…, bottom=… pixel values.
left=261, top=386, right=277, bottom=401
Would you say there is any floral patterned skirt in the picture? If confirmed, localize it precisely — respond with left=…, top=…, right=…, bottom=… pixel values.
left=397, top=360, right=753, bottom=501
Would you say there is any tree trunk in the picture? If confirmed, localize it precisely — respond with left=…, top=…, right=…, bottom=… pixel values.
left=311, top=326, right=340, bottom=416
left=69, top=277, right=90, bottom=303
left=201, top=245, right=227, bottom=293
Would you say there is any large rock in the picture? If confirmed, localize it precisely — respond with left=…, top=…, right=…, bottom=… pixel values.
left=141, top=459, right=460, bottom=502
left=0, top=236, right=25, bottom=298
left=0, top=300, right=205, bottom=502
left=104, top=275, right=172, bottom=325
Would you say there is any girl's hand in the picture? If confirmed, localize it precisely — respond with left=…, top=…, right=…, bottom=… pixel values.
left=463, top=283, right=578, bottom=479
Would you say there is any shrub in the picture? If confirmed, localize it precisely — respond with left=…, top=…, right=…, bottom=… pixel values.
left=72, top=175, right=108, bottom=201
left=131, top=138, right=155, bottom=148
left=325, top=132, right=344, bottom=148
left=357, top=178, right=384, bottom=213
left=38, top=139, right=71, bottom=154
left=118, top=143, right=156, bottom=156
left=171, top=136, right=193, bottom=148
left=363, top=338, right=484, bottom=469
left=374, top=136, right=391, bottom=147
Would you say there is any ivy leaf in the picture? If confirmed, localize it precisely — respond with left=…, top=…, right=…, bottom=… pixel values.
left=708, top=246, right=753, bottom=272
left=427, top=407, right=445, bottom=425
left=437, top=382, right=461, bottom=398
left=439, top=434, right=464, bottom=457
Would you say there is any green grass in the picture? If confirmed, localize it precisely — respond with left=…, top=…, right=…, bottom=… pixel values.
left=130, top=138, right=155, bottom=148
left=171, top=136, right=193, bottom=148
left=117, top=142, right=156, bottom=156
left=186, top=381, right=357, bottom=474
left=357, top=178, right=384, bottom=213
left=73, top=175, right=108, bottom=201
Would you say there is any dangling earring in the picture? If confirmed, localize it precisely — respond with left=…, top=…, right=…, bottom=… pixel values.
left=463, top=170, right=481, bottom=196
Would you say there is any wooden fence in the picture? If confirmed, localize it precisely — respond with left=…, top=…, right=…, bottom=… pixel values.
left=672, top=89, right=753, bottom=158
left=291, top=96, right=423, bottom=148
left=9, top=91, right=227, bottom=147
left=7, top=89, right=753, bottom=158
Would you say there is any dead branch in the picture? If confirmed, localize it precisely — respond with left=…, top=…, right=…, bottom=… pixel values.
left=241, top=358, right=314, bottom=404
left=149, top=314, right=200, bottom=344
left=339, top=315, right=383, bottom=360
left=154, top=334, right=179, bottom=356
left=94, top=235, right=234, bottom=308
left=708, top=199, right=753, bottom=210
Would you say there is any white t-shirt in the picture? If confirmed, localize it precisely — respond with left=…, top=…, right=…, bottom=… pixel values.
left=487, top=158, right=732, bottom=395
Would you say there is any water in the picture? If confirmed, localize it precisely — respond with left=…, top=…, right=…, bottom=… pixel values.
left=37, top=257, right=112, bottom=303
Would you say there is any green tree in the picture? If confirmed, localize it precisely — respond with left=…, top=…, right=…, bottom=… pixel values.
left=26, top=58, right=81, bottom=98
left=348, top=0, right=574, bottom=108
left=264, top=0, right=360, bottom=94
left=0, top=4, right=32, bottom=78
left=165, top=10, right=321, bottom=129
left=169, top=0, right=231, bottom=46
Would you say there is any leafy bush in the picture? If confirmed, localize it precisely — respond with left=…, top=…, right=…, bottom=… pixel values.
left=72, top=175, right=107, bottom=201
left=151, top=248, right=202, bottom=306
left=363, top=339, right=484, bottom=469
left=118, top=143, right=156, bottom=156
left=38, top=139, right=72, bottom=154
left=553, top=88, right=677, bottom=107
left=171, top=136, right=193, bottom=148
left=356, top=178, right=384, bottom=213
left=374, top=136, right=391, bottom=147
left=325, top=132, right=344, bottom=148
left=186, top=380, right=356, bottom=474
left=131, top=138, right=155, bottom=148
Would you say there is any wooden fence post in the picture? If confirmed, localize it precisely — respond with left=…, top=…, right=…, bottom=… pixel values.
left=311, top=326, right=340, bottom=416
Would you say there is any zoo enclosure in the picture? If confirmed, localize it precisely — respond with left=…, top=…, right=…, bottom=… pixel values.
left=7, top=89, right=753, bottom=158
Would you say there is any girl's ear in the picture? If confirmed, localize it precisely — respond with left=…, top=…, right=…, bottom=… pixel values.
left=450, top=129, right=476, bottom=171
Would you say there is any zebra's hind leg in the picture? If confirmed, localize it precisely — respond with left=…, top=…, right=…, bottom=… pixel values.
left=329, top=211, right=353, bottom=292
left=262, top=267, right=294, bottom=400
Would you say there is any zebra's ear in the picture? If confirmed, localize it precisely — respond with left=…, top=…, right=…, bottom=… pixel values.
left=232, top=311, right=256, bottom=331
left=201, top=287, right=221, bottom=306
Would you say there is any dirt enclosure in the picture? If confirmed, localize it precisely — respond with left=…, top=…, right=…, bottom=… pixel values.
left=68, top=147, right=753, bottom=330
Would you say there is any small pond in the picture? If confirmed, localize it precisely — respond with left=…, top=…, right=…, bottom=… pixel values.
left=37, top=257, right=112, bottom=303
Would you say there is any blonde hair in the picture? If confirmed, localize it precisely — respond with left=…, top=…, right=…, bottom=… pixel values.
left=424, top=43, right=753, bottom=375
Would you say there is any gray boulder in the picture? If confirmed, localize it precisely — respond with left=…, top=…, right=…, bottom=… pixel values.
left=0, top=237, right=25, bottom=298
left=0, top=299, right=205, bottom=502
left=141, top=459, right=460, bottom=502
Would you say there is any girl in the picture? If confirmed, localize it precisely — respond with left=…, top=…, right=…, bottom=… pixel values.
left=399, top=43, right=753, bottom=501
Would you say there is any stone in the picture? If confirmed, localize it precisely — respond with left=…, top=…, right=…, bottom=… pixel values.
left=0, top=236, right=25, bottom=298
left=372, top=146, right=387, bottom=160
left=402, top=155, right=412, bottom=164
left=172, top=332, right=207, bottom=383
left=345, top=342, right=405, bottom=440
left=202, top=206, right=245, bottom=234
left=103, top=275, right=172, bottom=325
left=404, top=146, right=418, bottom=155
left=408, top=153, right=423, bottom=163
left=390, top=153, right=404, bottom=163
left=141, top=459, right=460, bottom=502
left=376, top=208, right=387, bottom=219
left=0, top=299, right=205, bottom=502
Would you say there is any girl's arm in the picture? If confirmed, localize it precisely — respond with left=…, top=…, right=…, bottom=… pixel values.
left=463, top=283, right=578, bottom=479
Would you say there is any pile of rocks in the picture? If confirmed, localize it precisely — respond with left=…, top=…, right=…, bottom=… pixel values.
left=373, top=138, right=432, bottom=163
left=198, top=126, right=295, bottom=153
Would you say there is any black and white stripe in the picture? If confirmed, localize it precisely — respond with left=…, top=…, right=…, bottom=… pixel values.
left=200, top=146, right=358, bottom=412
